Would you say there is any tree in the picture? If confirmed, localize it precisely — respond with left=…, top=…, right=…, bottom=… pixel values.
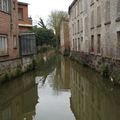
left=38, top=17, right=47, bottom=29
left=32, top=18, right=56, bottom=47
left=47, top=10, right=68, bottom=49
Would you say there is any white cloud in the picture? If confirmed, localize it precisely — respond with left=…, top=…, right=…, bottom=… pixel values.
left=19, top=0, right=73, bottom=24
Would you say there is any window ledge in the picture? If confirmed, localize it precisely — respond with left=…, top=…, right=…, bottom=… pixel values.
left=13, top=47, right=17, bottom=49
left=104, top=21, right=111, bottom=25
left=116, top=17, right=120, bottom=22
left=0, top=10, right=10, bottom=15
left=90, top=52, right=94, bottom=54
left=96, top=53, right=101, bottom=56
left=80, top=11, right=83, bottom=14
left=96, top=24, right=101, bottom=28
left=0, top=53, right=9, bottom=57
left=90, top=2, right=94, bottom=6
left=91, top=26, right=94, bottom=29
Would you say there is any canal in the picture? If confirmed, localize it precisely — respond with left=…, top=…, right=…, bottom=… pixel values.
left=0, top=54, right=120, bottom=120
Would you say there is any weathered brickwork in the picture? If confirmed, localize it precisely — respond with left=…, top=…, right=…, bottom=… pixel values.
left=0, top=0, right=19, bottom=61
left=18, top=2, right=32, bottom=33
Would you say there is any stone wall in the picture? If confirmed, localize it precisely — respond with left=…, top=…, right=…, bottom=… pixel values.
left=0, top=55, right=35, bottom=83
left=69, top=0, right=120, bottom=58
left=70, top=51, right=120, bottom=84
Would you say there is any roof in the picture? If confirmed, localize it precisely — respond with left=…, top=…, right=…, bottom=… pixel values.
left=68, top=0, right=77, bottom=14
left=18, top=2, right=29, bottom=6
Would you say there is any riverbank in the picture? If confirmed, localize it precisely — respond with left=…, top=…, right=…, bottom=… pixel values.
left=69, top=51, right=120, bottom=86
left=0, top=46, right=56, bottom=84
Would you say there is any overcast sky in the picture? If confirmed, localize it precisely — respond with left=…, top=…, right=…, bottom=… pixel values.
left=19, top=0, right=73, bottom=24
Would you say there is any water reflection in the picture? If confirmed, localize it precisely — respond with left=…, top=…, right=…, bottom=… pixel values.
left=34, top=56, right=75, bottom=120
left=0, top=73, right=38, bottom=120
left=70, top=61, right=120, bottom=120
left=0, top=55, right=120, bottom=120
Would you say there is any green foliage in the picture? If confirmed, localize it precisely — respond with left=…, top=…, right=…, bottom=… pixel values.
left=32, top=27, right=56, bottom=47
left=38, top=17, right=47, bottom=29
left=101, top=64, right=110, bottom=78
left=47, top=10, right=68, bottom=48
left=15, top=66, right=22, bottom=77
left=26, top=59, right=37, bottom=71
left=113, top=69, right=120, bottom=81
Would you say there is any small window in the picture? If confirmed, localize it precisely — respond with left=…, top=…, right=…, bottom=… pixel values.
left=78, top=38, right=80, bottom=51
left=13, top=35, right=17, bottom=48
left=73, top=39, right=74, bottom=51
left=97, top=34, right=101, bottom=54
left=117, top=31, right=120, bottom=47
left=117, top=0, right=120, bottom=17
left=91, top=35, right=94, bottom=52
left=77, top=20, right=80, bottom=33
left=105, top=1, right=110, bottom=23
left=0, top=0, right=2, bottom=10
left=97, top=6, right=101, bottom=26
left=18, top=8, right=23, bottom=20
left=13, top=1, right=16, bottom=10
left=91, top=10, right=94, bottom=28
left=0, top=35, right=7, bottom=55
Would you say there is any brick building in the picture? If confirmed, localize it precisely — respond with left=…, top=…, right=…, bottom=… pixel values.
left=18, top=2, right=33, bottom=33
left=0, top=0, right=19, bottom=61
left=18, top=2, right=36, bottom=57
left=0, top=0, right=36, bottom=75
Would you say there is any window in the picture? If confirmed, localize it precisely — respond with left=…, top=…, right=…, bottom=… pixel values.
left=73, top=39, right=74, bottom=50
left=72, top=24, right=74, bottom=35
left=0, top=0, right=2, bottom=10
left=13, top=35, right=17, bottom=48
left=75, top=39, right=77, bottom=51
left=105, top=1, right=111, bottom=24
left=78, top=38, right=80, bottom=51
left=91, top=10, right=94, bottom=28
left=97, top=6, right=101, bottom=26
left=0, top=35, right=7, bottom=55
left=0, top=0, right=9, bottom=12
left=13, top=1, right=16, bottom=10
left=116, top=0, right=120, bottom=22
left=91, top=35, right=94, bottom=52
left=77, top=20, right=80, bottom=33
left=20, top=34, right=36, bottom=55
left=97, top=34, right=101, bottom=54
left=90, top=0, right=94, bottom=6
left=117, top=31, right=120, bottom=47
left=18, top=8, right=23, bottom=20
left=117, top=0, right=120, bottom=17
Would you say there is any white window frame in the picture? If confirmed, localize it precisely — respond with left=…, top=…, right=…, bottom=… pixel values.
left=0, top=0, right=9, bottom=13
left=0, top=35, right=8, bottom=55
left=13, top=35, right=17, bottom=48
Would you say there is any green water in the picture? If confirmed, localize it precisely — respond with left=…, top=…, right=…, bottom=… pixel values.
left=0, top=55, right=120, bottom=120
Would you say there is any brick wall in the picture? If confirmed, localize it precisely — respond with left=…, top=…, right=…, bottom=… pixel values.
left=18, top=2, right=32, bottom=33
left=0, top=0, right=19, bottom=61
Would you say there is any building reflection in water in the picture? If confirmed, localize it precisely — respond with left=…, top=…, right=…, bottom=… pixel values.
left=52, top=57, right=71, bottom=91
left=0, top=72, right=38, bottom=120
left=0, top=55, right=120, bottom=120
left=70, top=61, right=120, bottom=120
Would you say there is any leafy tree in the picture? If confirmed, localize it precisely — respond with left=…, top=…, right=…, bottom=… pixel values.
left=47, top=10, right=68, bottom=48
left=38, top=17, right=47, bottom=29
left=33, top=26, right=56, bottom=47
